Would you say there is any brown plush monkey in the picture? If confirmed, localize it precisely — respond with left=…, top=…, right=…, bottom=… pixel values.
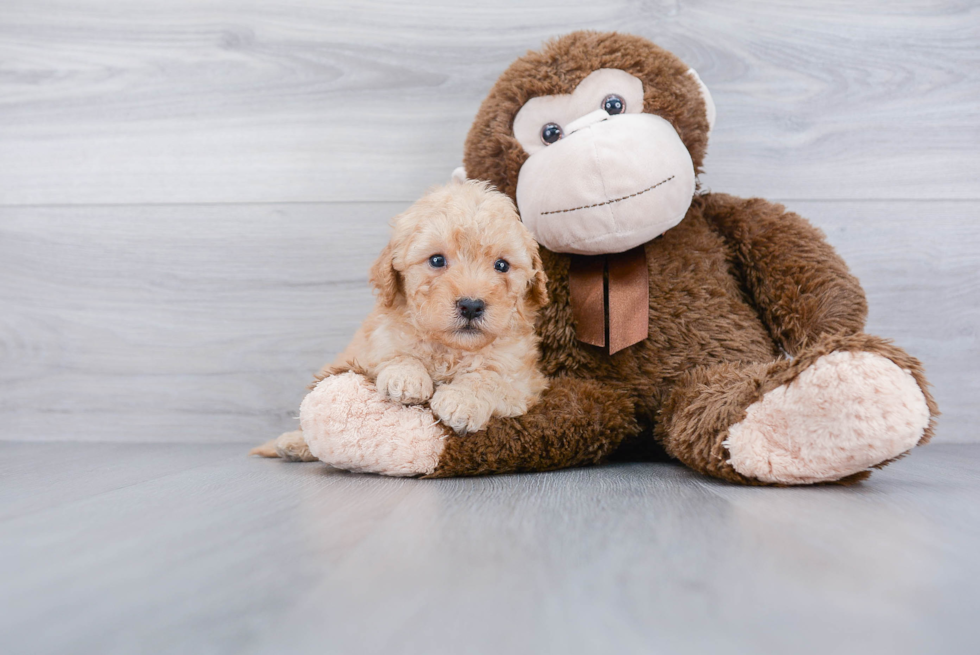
left=270, top=31, right=938, bottom=485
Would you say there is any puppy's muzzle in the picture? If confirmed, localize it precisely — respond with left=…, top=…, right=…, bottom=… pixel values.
left=456, top=297, right=485, bottom=322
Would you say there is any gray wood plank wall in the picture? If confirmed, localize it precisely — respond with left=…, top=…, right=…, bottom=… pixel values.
left=1, top=1, right=977, bottom=443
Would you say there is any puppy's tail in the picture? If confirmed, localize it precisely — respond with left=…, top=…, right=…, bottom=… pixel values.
left=249, top=439, right=280, bottom=458
left=249, top=431, right=316, bottom=462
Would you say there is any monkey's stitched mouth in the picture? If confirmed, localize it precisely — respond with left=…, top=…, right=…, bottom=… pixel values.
left=539, top=175, right=675, bottom=216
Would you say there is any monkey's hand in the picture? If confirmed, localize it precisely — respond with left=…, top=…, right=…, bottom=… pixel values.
left=297, top=372, right=639, bottom=478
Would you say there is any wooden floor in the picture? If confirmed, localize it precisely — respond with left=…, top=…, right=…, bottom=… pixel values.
left=1, top=5, right=978, bottom=652
left=1, top=442, right=977, bottom=654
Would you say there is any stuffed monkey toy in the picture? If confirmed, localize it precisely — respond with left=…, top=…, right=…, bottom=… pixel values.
left=271, top=31, right=937, bottom=485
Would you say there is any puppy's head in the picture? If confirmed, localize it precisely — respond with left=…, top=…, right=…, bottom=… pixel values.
left=370, top=180, right=547, bottom=351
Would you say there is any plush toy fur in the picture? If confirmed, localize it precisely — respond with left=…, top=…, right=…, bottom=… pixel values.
left=264, top=31, right=938, bottom=485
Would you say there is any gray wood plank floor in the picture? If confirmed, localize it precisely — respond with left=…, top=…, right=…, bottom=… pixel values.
left=1, top=442, right=977, bottom=655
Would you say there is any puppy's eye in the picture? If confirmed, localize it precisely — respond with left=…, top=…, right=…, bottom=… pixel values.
left=494, top=259, right=510, bottom=273
left=428, top=254, right=446, bottom=268
left=541, top=123, right=563, bottom=145
left=602, top=94, right=626, bottom=115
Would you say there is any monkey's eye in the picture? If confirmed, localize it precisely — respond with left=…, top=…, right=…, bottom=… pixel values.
left=494, top=259, right=510, bottom=273
left=428, top=254, right=446, bottom=268
left=540, top=123, right=563, bottom=145
left=602, top=94, right=626, bottom=115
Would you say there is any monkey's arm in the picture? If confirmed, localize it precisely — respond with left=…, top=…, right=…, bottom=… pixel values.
left=296, top=370, right=639, bottom=476
left=426, top=375, right=638, bottom=477
left=702, top=193, right=868, bottom=355
left=427, top=375, right=638, bottom=476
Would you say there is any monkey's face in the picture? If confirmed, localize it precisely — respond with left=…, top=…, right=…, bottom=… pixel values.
left=512, top=68, right=713, bottom=255
left=462, top=32, right=716, bottom=256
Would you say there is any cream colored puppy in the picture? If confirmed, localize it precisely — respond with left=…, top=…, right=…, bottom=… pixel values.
left=335, top=179, right=548, bottom=433
left=253, top=180, right=549, bottom=459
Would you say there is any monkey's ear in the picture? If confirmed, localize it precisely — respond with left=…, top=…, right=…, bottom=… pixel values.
left=369, top=242, right=401, bottom=307
left=526, top=248, right=549, bottom=310
left=687, top=69, right=716, bottom=135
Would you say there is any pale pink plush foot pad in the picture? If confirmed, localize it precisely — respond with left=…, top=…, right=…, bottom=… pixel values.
left=725, top=351, right=930, bottom=484
left=299, top=372, right=447, bottom=477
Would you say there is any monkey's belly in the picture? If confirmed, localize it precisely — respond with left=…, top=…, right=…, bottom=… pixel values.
left=618, top=215, right=779, bottom=412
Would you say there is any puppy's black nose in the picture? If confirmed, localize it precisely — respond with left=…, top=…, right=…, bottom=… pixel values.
left=457, top=298, right=485, bottom=321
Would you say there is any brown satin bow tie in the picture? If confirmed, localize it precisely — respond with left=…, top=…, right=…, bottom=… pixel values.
left=568, top=246, right=649, bottom=354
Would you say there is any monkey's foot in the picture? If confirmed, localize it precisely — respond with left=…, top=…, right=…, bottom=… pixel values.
left=300, top=372, right=448, bottom=477
left=725, top=351, right=930, bottom=484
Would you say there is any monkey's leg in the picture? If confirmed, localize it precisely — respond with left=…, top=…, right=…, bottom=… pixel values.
left=298, top=371, right=640, bottom=477
left=657, top=333, right=937, bottom=485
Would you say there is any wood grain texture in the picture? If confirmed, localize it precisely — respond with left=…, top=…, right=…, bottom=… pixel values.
left=1, top=7, right=975, bottom=650
left=1, top=200, right=976, bottom=443
left=0, top=2, right=975, bottom=445
left=0, top=442, right=978, bottom=654
left=0, top=202, right=394, bottom=442
left=0, top=0, right=977, bottom=205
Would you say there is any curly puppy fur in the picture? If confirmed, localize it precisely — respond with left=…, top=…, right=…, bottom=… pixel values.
left=321, top=180, right=549, bottom=436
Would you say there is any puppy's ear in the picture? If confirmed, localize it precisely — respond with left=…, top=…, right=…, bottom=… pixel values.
left=525, top=248, right=549, bottom=310
left=369, top=242, right=401, bottom=307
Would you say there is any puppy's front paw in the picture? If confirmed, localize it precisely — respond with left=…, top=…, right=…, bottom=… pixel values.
left=430, top=384, right=494, bottom=434
left=376, top=361, right=434, bottom=405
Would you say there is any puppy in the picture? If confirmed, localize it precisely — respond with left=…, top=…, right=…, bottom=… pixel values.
left=252, top=180, right=549, bottom=460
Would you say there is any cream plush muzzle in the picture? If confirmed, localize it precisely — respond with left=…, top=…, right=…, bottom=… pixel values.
left=508, top=67, right=713, bottom=256
left=516, top=111, right=696, bottom=255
